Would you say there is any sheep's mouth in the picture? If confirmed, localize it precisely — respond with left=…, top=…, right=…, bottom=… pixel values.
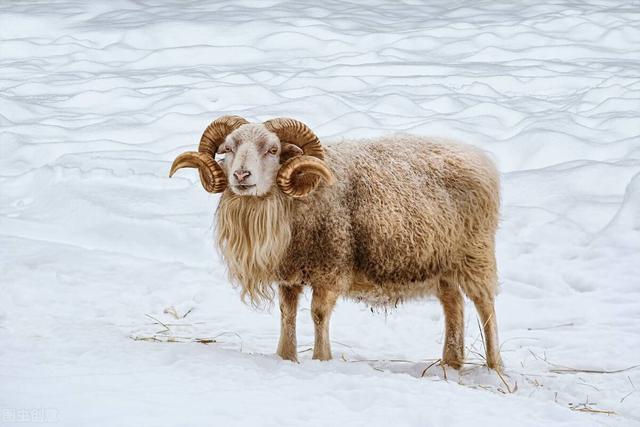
left=233, top=184, right=256, bottom=191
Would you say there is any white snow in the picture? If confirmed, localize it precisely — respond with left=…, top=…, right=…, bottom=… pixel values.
left=1, top=1, right=639, bottom=425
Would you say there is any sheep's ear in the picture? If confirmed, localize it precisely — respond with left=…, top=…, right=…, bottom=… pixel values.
left=280, top=143, right=303, bottom=163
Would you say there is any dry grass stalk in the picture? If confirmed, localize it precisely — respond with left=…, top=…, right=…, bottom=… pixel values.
left=550, top=365, right=639, bottom=375
left=620, top=376, right=636, bottom=403
left=133, top=313, right=241, bottom=346
left=476, top=316, right=487, bottom=360
left=568, top=396, right=615, bottom=416
left=145, top=314, right=170, bottom=333
left=130, top=335, right=217, bottom=345
left=527, top=323, right=574, bottom=331
left=571, top=407, right=615, bottom=415
left=164, top=306, right=194, bottom=320
left=528, top=349, right=639, bottom=375
left=495, top=369, right=517, bottom=394
left=421, top=359, right=442, bottom=377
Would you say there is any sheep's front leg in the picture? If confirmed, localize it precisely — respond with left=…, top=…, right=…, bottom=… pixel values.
left=311, top=287, right=338, bottom=361
left=277, top=285, right=302, bottom=362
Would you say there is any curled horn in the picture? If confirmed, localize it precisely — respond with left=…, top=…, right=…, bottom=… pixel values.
left=169, top=115, right=249, bottom=193
left=263, top=118, right=335, bottom=197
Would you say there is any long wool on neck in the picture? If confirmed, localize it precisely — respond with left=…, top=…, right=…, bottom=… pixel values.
left=215, top=191, right=291, bottom=306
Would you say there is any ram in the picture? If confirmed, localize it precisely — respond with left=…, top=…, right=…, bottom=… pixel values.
left=170, top=116, right=502, bottom=370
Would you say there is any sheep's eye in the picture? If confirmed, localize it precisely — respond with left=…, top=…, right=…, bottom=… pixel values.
left=268, top=147, right=278, bottom=155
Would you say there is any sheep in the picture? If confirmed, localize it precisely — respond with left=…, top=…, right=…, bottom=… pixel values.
left=170, top=115, right=502, bottom=370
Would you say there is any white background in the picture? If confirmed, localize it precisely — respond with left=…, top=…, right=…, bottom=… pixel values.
left=1, top=1, right=639, bottom=425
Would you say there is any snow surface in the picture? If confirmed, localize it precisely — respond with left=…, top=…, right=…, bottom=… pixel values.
left=1, top=1, right=640, bottom=426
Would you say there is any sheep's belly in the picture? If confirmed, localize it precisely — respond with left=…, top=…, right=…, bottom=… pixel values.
left=346, top=272, right=440, bottom=307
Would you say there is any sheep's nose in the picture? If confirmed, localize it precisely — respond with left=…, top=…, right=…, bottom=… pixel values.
left=233, top=169, right=251, bottom=183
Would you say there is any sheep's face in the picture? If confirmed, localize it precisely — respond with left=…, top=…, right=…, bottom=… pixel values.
left=217, top=124, right=302, bottom=197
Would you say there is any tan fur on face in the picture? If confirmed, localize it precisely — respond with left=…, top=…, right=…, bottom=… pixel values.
left=220, top=124, right=283, bottom=197
left=215, top=191, right=292, bottom=306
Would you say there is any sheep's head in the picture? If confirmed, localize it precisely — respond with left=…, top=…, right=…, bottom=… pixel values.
left=169, top=116, right=335, bottom=198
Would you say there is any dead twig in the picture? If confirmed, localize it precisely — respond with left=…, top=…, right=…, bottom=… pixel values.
left=163, top=306, right=194, bottom=319
left=576, top=378, right=599, bottom=392
left=569, top=396, right=615, bottom=416
left=345, top=358, right=415, bottom=364
left=529, top=349, right=639, bottom=375
left=571, top=407, right=615, bottom=415
left=527, top=322, right=574, bottom=331
left=620, top=376, right=637, bottom=403
left=421, top=359, right=442, bottom=377
left=130, top=335, right=217, bottom=345
left=550, top=365, right=640, bottom=375
left=476, top=317, right=487, bottom=363
left=495, top=369, right=517, bottom=394
left=145, top=314, right=171, bottom=333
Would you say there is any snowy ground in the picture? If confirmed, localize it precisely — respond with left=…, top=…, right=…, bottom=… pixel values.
left=1, top=1, right=640, bottom=425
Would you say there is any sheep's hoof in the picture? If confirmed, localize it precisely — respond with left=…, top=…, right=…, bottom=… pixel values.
left=312, top=352, right=332, bottom=361
left=441, top=359, right=463, bottom=370
left=486, top=356, right=504, bottom=372
left=442, top=347, right=464, bottom=370
left=277, top=350, right=299, bottom=363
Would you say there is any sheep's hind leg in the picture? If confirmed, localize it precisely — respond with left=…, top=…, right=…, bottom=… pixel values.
left=277, top=284, right=302, bottom=362
left=472, top=295, right=503, bottom=370
left=311, top=287, right=339, bottom=361
left=437, top=279, right=465, bottom=369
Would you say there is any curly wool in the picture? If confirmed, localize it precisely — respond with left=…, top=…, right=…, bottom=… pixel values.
left=216, top=133, right=499, bottom=308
